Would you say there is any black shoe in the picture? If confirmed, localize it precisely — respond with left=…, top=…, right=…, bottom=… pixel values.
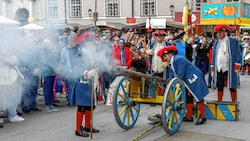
left=195, top=115, right=206, bottom=125
left=53, top=103, right=59, bottom=106
left=75, top=130, right=89, bottom=137
left=147, top=114, right=161, bottom=123
left=241, top=71, right=245, bottom=75
left=0, top=124, right=3, bottom=128
left=183, top=117, right=193, bottom=122
left=31, top=108, right=41, bottom=111
left=207, top=85, right=211, bottom=88
left=81, top=126, right=99, bottom=133
left=23, top=110, right=32, bottom=114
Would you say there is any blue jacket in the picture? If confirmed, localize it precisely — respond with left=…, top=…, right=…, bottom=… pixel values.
left=165, top=55, right=209, bottom=101
left=175, top=41, right=186, bottom=56
left=212, top=37, right=242, bottom=90
left=69, top=51, right=94, bottom=106
left=150, top=42, right=171, bottom=49
left=70, top=78, right=93, bottom=106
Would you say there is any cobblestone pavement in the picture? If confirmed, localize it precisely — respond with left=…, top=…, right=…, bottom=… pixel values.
left=0, top=75, right=249, bottom=141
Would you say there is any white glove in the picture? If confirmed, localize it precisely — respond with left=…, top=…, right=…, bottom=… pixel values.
left=4, top=55, right=18, bottom=66
left=146, top=49, right=154, bottom=56
left=161, top=62, right=169, bottom=69
left=33, top=68, right=40, bottom=76
left=88, top=69, right=97, bottom=78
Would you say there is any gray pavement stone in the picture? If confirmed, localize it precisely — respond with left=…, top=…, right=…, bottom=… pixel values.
left=155, top=131, right=246, bottom=141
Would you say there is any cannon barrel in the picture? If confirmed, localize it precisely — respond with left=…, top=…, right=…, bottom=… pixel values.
left=114, top=66, right=168, bottom=83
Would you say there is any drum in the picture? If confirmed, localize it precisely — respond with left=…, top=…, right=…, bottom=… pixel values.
left=0, top=65, right=22, bottom=111
left=0, top=65, right=18, bottom=85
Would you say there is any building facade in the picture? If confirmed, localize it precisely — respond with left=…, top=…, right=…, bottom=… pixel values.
left=0, top=0, right=241, bottom=28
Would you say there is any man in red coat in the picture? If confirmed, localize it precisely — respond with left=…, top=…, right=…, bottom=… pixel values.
left=112, top=38, right=133, bottom=69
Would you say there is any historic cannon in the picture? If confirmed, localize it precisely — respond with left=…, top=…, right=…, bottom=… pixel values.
left=112, top=66, right=186, bottom=135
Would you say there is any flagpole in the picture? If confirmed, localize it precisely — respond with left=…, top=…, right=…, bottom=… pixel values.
left=233, top=7, right=237, bottom=102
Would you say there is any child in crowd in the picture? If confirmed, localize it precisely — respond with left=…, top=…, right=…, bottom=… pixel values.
left=131, top=50, right=147, bottom=74
left=53, top=68, right=68, bottom=103
left=140, top=48, right=150, bottom=73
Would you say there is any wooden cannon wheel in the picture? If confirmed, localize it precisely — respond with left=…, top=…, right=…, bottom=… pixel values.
left=162, top=77, right=186, bottom=135
left=112, top=77, right=140, bottom=129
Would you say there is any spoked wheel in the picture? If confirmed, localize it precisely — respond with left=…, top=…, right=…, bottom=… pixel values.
left=162, top=78, right=186, bottom=135
left=112, top=77, right=140, bottom=130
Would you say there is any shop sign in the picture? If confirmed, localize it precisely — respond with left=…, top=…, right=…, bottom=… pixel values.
left=201, top=2, right=239, bottom=19
left=126, top=17, right=136, bottom=24
left=146, top=19, right=166, bottom=29
left=175, top=12, right=200, bottom=24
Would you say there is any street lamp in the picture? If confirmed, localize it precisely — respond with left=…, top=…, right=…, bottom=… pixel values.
left=88, top=9, right=92, bottom=18
left=64, top=0, right=67, bottom=24
left=169, top=5, right=175, bottom=22
left=147, top=2, right=152, bottom=33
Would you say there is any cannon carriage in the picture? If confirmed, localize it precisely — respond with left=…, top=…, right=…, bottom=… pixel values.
left=112, top=67, right=187, bottom=135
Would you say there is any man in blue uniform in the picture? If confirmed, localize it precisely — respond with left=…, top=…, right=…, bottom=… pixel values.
left=157, top=45, right=209, bottom=125
left=211, top=24, right=242, bottom=102
left=70, top=32, right=100, bottom=137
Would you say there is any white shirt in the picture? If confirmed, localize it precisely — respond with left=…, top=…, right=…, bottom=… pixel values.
left=169, top=56, right=176, bottom=77
left=152, top=42, right=165, bottom=73
left=216, top=36, right=229, bottom=72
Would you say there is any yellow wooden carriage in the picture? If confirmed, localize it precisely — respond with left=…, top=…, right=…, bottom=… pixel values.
left=112, top=67, right=187, bottom=135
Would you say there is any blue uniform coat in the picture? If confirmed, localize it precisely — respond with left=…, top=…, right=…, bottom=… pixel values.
left=69, top=51, right=95, bottom=107
left=212, top=37, right=242, bottom=90
left=165, top=55, right=209, bottom=101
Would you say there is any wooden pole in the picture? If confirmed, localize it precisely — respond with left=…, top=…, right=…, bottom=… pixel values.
left=90, top=1, right=98, bottom=139
left=90, top=77, right=94, bottom=139
left=233, top=12, right=238, bottom=102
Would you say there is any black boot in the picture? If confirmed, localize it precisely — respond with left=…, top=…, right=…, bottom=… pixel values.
left=195, top=115, right=206, bottom=125
left=0, top=124, right=3, bottom=128
left=81, top=126, right=100, bottom=133
left=75, top=130, right=89, bottom=137
left=183, top=117, right=193, bottom=122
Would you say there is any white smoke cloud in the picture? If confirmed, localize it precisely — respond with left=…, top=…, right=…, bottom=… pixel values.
left=0, top=28, right=115, bottom=113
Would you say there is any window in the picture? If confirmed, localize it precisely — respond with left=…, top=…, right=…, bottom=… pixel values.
left=0, top=3, right=2, bottom=16
left=70, top=0, right=82, bottom=17
left=47, top=0, right=58, bottom=17
left=0, top=0, right=3, bottom=16
left=195, top=0, right=201, bottom=11
left=227, top=0, right=238, bottom=2
left=194, top=0, right=207, bottom=11
left=106, top=0, right=119, bottom=16
left=141, top=0, right=155, bottom=16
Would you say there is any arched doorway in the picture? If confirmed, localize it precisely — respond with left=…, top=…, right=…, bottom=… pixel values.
left=15, top=8, right=29, bottom=26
